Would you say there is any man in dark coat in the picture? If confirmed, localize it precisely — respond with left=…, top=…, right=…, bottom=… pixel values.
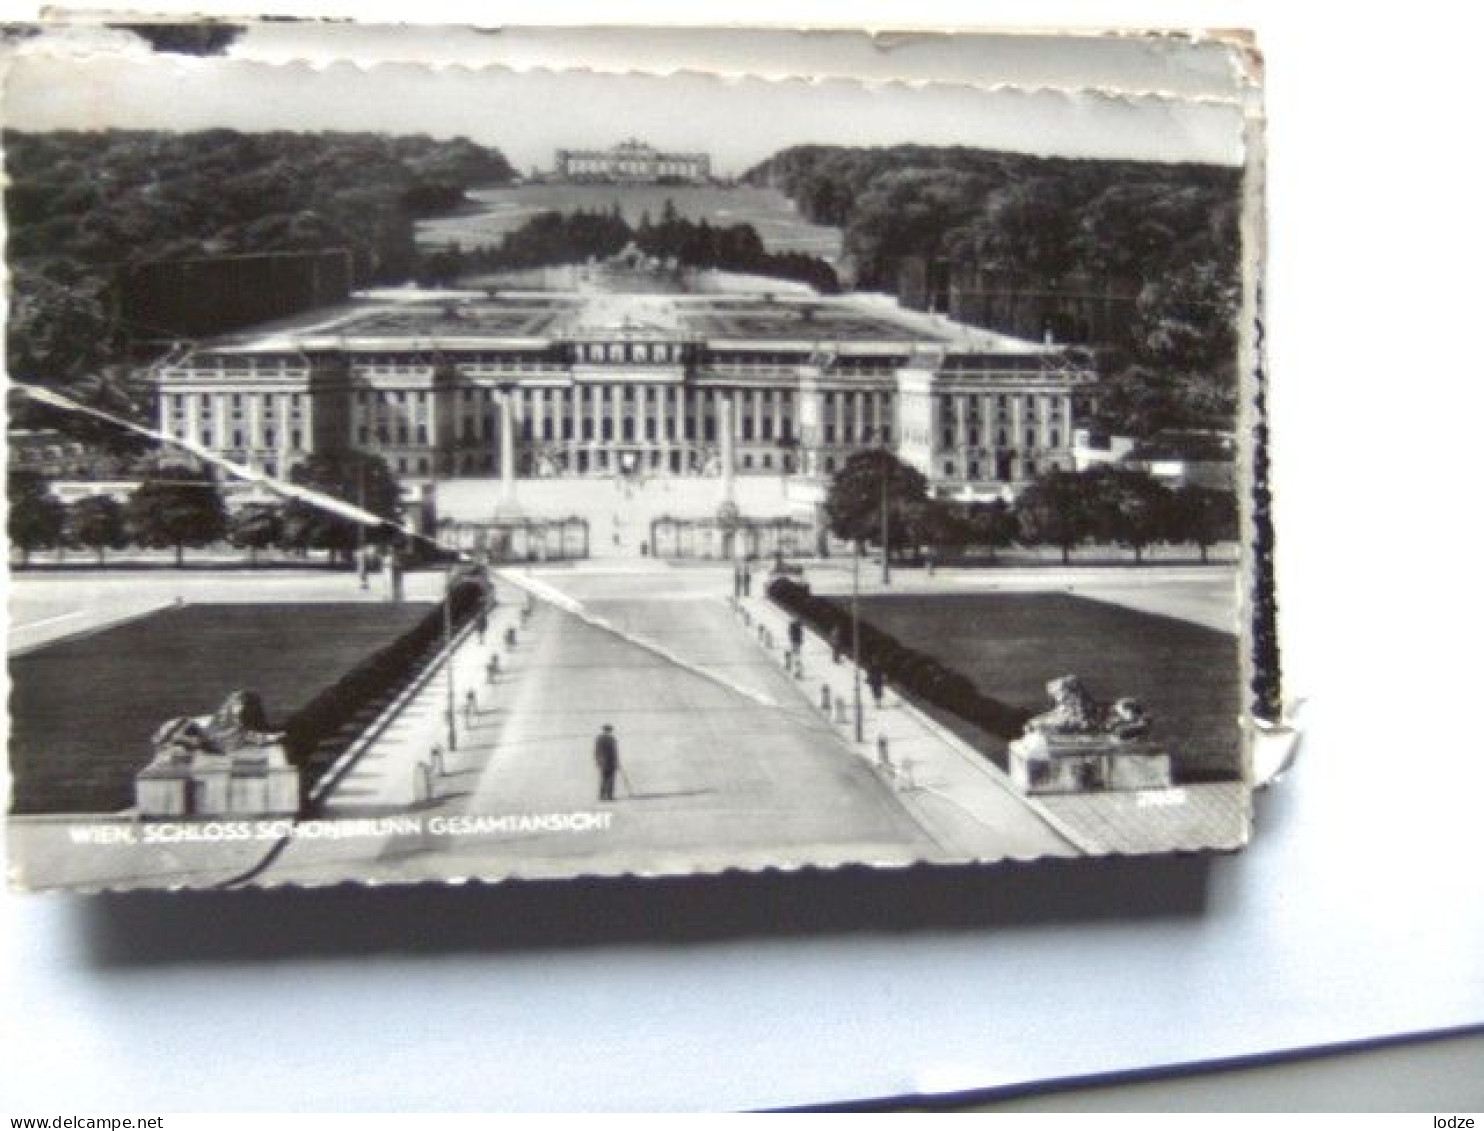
left=594, top=724, right=620, bottom=801
left=788, top=617, right=804, bottom=656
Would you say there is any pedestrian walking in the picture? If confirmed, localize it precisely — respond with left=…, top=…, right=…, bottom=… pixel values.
left=831, top=624, right=845, bottom=664
left=475, top=607, right=489, bottom=645
left=594, top=724, right=620, bottom=802
left=464, top=689, right=478, bottom=725
left=868, top=665, right=885, bottom=709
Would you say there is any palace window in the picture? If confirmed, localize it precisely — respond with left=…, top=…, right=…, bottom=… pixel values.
left=290, top=430, right=302, bottom=449
left=416, top=425, right=428, bottom=445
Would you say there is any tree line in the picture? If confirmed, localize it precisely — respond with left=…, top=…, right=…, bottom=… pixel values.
left=745, top=145, right=1243, bottom=436
left=5, top=128, right=516, bottom=389
left=421, top=201, right=841, bottom=293
left=824, top=450, right=1238, bottom=565
left=8, top=450, right=403, bottom=568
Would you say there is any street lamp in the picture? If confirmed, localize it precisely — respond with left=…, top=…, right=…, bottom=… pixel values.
left=852, top=537, right=863, bottom=743
left=880, top=464, right=891, bottom=586
left=444, top=557, right=458, bottom=752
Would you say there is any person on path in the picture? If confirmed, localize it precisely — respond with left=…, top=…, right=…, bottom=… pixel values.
left=788, top=617, right=804, bottom=660
left=476, top=607, right=489, bottom=645
left=594, top=724, right=620, bottom=802
left=868, top=665, right=886, bottom=709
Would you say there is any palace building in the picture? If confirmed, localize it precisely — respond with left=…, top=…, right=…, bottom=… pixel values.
left=553, top=139, right=711, bottom=184
left=147, top=284, right=1095, bottom=507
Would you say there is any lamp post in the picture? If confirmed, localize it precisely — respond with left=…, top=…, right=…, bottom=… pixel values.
left=356, top=459, right=368, bottom=590
left=880, top=464, right=891, bottom=586
left=444, top=558, right=458, bottom=752
left=852, top=538, right=863, bottom=744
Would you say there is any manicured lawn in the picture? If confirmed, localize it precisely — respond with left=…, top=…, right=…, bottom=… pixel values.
left=850, top=592, right=1243, bottom=782
left=9, top=602, right=433, bottom=814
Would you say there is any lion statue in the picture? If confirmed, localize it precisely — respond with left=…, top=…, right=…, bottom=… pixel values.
left=1024, top=675, right=1152, bottom=742
left=151, top=690, right=283, bottom=760
left=1025, top=675, right=1100, bottom=736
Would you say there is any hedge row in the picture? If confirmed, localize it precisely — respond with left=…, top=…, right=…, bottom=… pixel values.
left=767, top=577, right=1030, bottom=743
left=284, top=575, right=488, bottom=796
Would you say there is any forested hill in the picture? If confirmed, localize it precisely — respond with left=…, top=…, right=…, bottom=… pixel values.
left=744, top=145, right=1241, bottom=290
left=4, top=129, right=516, bottom=388
left=745, top=145, right=1245, bottom=433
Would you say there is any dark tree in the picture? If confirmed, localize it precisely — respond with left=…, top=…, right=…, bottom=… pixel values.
left=1170, top=485, right=1240, bottom=563
left=229, top=502, right=285, bottom=565
left=1086, top=465, right=1176, bottom=564
left=7, top=469, right=64, bottom=566
left=1015, top=468, right=1094, bottom=564
left=966, top=498, right=1019, bottom=562
left=67, top=494, right=128, bottom=565
left=125, top=466, right=227, bottom=566
left=824, top=449, right=929, bottom=554
left=282, top=450, right=401, bottom=564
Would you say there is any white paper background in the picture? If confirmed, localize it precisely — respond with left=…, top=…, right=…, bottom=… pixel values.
left=3, top=2, right=1483, bottom=1112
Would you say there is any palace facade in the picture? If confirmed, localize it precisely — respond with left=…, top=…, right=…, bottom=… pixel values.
left=553, top=139, right=711, bottom=184
left=147, top=286, right=1095, bottom=496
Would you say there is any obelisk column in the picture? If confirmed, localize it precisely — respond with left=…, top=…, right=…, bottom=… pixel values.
left=497, top=386, right=519, bottom=514
left=719, top=391, right=736, bottom=504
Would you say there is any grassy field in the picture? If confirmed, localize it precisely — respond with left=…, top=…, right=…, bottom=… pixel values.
left=9, top=602, right=433, bottom=815
left=851, top=592, right=1243, bottom=782
left=417, top=183, right=844, bottom=260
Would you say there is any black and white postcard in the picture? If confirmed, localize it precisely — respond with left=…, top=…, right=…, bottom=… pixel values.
left=3, top=24, right=1268, bottom=891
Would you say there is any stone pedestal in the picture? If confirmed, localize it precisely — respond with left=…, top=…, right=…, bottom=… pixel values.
left=1009, top=732, right=1173, bottom=795
left=134, top=744, right=300, bottom=818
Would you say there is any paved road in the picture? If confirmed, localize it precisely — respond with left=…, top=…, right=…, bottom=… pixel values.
left=259, top=571, right=951, bottom=884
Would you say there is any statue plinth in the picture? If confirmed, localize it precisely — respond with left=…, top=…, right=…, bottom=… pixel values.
left=1007, top=675, right=1174, bottom=795
left=134, top=691, right=300, bottom=818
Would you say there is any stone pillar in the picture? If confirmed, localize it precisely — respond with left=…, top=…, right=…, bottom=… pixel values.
left=719, top=391, right=736, bottom=504
left=497, top=389, right=519, bottom=514
left=955, top=394, right=969, bottom=476
left=187, top=390, right=201, bottom=446
left=655, top=379, right=667, bottom=466
left=1010, top=393, right=1025, bottom=480
left=795, top=366, right=824, bottom=477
